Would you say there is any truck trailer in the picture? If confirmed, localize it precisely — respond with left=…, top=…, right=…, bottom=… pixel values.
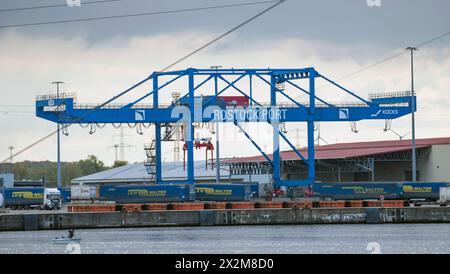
left=195, top=183, right=252, bottom=201
left=0, top=187, right=62, bottom=210
left=96, top=184, right=196, bottom=203
left=313, top=181, right=450, bottom=203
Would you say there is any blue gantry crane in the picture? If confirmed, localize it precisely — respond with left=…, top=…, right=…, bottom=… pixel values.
left=35, top=67, right=416, bottom=187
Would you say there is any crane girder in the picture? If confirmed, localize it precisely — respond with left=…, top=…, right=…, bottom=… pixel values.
left=36, top=98, right=415, bottom=124
left=35, top=67, right=417, bottom=187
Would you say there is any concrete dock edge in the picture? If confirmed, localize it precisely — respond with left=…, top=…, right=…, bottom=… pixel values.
left=1, top=207, right=450, bottom=231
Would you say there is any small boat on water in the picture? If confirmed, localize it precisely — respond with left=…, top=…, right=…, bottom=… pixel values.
left=52, top=237, right=82, bottom=244
left=52, top=229, right=81, bottom=244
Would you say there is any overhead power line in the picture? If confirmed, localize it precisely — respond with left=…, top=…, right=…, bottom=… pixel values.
left=293, top=30, right=450, bottom=99
left=415, top=31, right=450, bottom=48
left=329, top=51, right=407, bottom=84
left=332, top=31, right=450, bottom=84
left=0, top=0, right=280, bottom=29
left=0, top=0, right=122, bottom=13
left=160, top=0, right=286, bottom=71
left=1, top=0, right=286, bottom=163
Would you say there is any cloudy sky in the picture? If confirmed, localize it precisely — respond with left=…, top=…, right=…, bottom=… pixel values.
left=0, top=0, right=449, bottom=167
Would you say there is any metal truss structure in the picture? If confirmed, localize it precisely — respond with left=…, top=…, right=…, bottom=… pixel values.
left=36, top=67, right=416, bottom=187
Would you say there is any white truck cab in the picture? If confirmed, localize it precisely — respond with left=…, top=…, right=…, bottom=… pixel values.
left=44, top=188, right=62, bottom=210
left=439, top=187, right=450, bottom=206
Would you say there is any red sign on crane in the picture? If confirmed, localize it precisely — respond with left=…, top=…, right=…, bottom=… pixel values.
left=217, top=96, right=249, bottom=107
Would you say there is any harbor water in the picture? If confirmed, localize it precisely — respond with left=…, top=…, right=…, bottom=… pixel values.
left=0, top=224, right=449, bottom=254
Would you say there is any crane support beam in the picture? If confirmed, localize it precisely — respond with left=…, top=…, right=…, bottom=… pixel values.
left=271, top=75, right=281, bottom=185
left=36, top=99, right=415, bottom=124
left=35, top=67, right=417, bottom=187
left=153, top=75, right=162, bottom=184
left=234, top=122, right=274, bottom=167
left=187, top=69, right=195, bottom=184
left=307, top=70, right=317, bottom=181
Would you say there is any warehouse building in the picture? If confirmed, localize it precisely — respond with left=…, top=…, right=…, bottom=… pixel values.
left=227, top=137, right=450, bottom=182
left=72, top=160, right=270, bottom=185
left=73, top=137, right=450, bottom=185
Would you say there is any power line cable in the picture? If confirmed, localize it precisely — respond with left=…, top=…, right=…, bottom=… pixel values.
left=160, top=0, right=285, bottom=71
left=329, top=51, right=407, bottom=84
left=0, top=1, right=282, bottom=110
left=415, top=31, right=450, bottom=48
left=0, top=0, right=279, bottom=29
left=0, top=0, right=122, bottom=13
left=1, top=0, right=286, bottom=163
left=293, top=30, right=450, bottom=99
left=331, top=31, right=450, bottom=83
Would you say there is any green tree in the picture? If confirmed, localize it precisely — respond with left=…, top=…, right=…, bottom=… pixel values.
left=78, top=155, right=107, bottom=175
left=2, top=155, right=112, bottom=187
left=11, top=162, right=28, bottom=180
left=112, top=160, right=128, bottom=168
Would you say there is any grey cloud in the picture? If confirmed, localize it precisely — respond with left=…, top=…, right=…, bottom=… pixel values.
left=0, top=0, right=449, bottom=49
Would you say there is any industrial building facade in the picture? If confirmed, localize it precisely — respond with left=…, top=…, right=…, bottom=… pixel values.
left=227, top=137, right=450, bottom=183
left=73, top=137, right=450, bottom=185
left=72, top=161, right=270, bottom=185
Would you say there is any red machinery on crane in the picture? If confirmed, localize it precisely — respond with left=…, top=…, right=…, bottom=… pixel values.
left=180, top=96, right=249, bottom=171
left=183, top=138, right=214, bottom=171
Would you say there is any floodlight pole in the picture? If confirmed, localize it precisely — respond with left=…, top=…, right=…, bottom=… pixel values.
left=51, top=81, right=64, bottom=187
left=406, top=47, right=417, bottom=182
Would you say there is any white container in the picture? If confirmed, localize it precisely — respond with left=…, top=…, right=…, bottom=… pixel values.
left=71, top=185, right=96, bottom=200
left=439, top=187, right=450, bottom=203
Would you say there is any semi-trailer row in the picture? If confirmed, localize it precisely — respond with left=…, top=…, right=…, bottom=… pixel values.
left=2, top=181, right=449, bottom=210
left=313, top=181, right=450, bottom=205
left=0, top=183, right=257, bottom=209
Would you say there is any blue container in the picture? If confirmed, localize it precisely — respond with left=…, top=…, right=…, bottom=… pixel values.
left=57, top=187, right=71, bottom=204
left=231, top=182, right=259, bottom=197
left=2, top=187, right=44, bottom=206
left=313, top=182, right=401, bottom=200
left=98, top=185, right=116, bottom=201
left=400, top=182, right=450, bottom=201
left=195, top=183, right=251, bottom=201
left=98, top=184, right=195, bottom=203
left=249, top=183, right=259, bottom=198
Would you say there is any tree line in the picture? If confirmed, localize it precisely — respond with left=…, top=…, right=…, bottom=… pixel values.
left=0, top=155, right=129, bottom=187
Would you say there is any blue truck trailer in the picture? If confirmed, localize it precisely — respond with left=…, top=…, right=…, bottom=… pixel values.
left=231, top=182, right=259, bottom=198
left=97, top=184, right=195, bottom=203
left=95, top=183, right=252, bottom=203
left=400, top=182, right=450, bottom=202
left=1, top=187, right=44, bottom=209
left=313, top=182, right=402, bottom=200
left=313, top=181, right=450, bottom=201
left=195, top=183, right=252, bottom=201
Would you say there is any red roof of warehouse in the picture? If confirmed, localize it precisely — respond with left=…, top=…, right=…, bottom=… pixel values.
left=225, top=137, right=450, bottom=163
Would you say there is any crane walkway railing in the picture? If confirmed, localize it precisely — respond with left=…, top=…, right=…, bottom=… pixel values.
left=36, top=93, right=77, bottom=101
left=368, top=91, right=413, bottom=100
left=70, top=101, right=408, bottom=109
left=36, top=92, right=411, bottom=110
left=71, top=102, right=370, bottom=109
